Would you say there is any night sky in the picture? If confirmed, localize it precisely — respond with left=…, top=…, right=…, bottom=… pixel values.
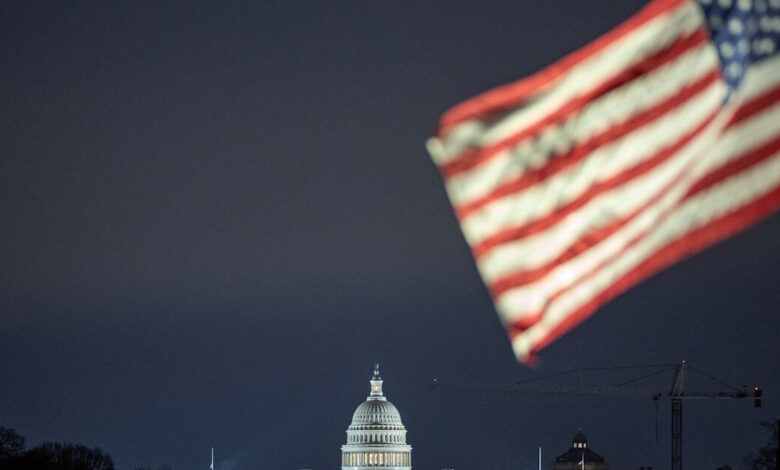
left=2, top=1, right=779, bottom=469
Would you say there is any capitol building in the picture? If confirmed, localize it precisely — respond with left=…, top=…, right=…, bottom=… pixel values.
left=341, top=365, right=412, bottom=469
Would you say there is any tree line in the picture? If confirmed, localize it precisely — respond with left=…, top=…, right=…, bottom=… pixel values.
left=0, top=427, right=169, bottom=470
left=0, top=427, right=113, bottom=470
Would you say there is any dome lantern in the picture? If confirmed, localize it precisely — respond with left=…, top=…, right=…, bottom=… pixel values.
left=370, top=363, right=384, bottom=398
left=572, top=427, right=588, bottom=449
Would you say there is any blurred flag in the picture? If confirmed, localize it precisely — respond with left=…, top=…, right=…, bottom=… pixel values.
left=427, top=0, right=780, bottom=364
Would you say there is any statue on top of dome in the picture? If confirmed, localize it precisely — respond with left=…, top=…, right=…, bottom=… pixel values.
left=373, top=362, right=382, bottom=380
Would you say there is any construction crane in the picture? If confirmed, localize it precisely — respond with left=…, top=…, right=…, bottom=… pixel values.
left=431, top=361, right=762, bottom=470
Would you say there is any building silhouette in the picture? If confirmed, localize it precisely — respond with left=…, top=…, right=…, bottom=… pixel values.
left=553, top=428, right=608, bottom=470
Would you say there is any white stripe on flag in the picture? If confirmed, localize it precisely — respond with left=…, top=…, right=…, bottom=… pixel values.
left=505, top=56, right=780, bottom=355
left=444, top=43, right=719, bottom=209
left=462, top=80, right=726, bottom=251
left=429, top=1, right=702, bottom=166
left=513, top=140, right=780, bottom=359
left=483, top=94, right=780, bottom=298
left=493, top=98, right=734, bottom=324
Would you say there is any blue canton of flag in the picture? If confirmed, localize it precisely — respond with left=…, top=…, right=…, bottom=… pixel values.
left=698, top=0, right=780, bottom=93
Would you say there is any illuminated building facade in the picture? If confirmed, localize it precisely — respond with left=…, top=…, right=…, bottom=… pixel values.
left=341, top=365, right=412, bottom=469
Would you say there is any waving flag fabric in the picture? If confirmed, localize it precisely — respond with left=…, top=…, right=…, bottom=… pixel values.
left=427, top=0, right=780, bottom=364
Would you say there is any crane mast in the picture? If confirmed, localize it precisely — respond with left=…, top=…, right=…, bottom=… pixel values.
left=669, top=360, right=686, bottom=470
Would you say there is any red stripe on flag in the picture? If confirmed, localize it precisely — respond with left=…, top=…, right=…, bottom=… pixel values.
left=459, top=68, right=720, bottom=225
left=488, top=109, right=719, bottom=297
left=469, top=71, right=721, bottom=259
left=498, top=129, right=780, bottom=309
left=507, top=129, right=780, bottom=336
left=477, top=82, right=780, bottom=307
left=520, top=184, right=780, bottom=364
left=728, top=85, right=780, bottom=127
left=441, top=29, right=710, bottom=179
left=437, top=0, right=688, bottom=133
left=686, top=133, right=780, bottom=199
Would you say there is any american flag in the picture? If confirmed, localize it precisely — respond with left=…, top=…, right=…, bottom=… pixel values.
left=427, top=0, right=780, bottom=364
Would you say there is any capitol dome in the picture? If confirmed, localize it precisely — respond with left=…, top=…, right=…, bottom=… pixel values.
left=341, top=364, right=412, bottom=469
left=350, top=399, right=404, bottom=427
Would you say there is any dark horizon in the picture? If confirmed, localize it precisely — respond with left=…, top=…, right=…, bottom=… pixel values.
left=2, top=1, right=779, bottom=469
